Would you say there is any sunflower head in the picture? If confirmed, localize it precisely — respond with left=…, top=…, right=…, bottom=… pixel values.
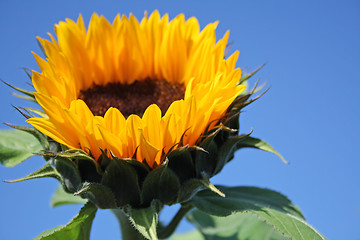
left=24, top=11, right=256, bottom=208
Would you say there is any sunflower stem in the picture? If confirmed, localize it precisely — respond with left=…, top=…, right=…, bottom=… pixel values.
left=112, top=208, right=145, bottom=240
left=157, top=203, right=194, bottom=239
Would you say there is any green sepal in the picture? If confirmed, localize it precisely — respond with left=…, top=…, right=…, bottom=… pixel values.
left=1, top=80, right=37, bottom=102
left=124, top=158, right=150, bottom=186
left=53, top=157, right=82, bottom=193
left=199, top=172, right=225, bottom=197
left=177, top=171, right=225, bottom=200
left=75, top=157, right=103, bottom=183
left=41, top=149, right=95, bottom=162
left=215, top=114, right=240, bottom=143
left=190, top=186, right=326, bottom=240
left=214, top=134, right=249, bottom=174
left=101, top=158, right=142, bottom=207
left=238, top=64, right=265, bottom=85
left=236, top=136, right=287, bottom=164
left=194, top=140, right=218, bottom=178
left=11, top=93, right=36, bottom=102
left=124, top=200, right=161, bottom=240
left=141, top=165, right=180, bottom=205
left=12, top=106, right=47, bottom=119
left=5, top=124, right=49, bottom=150
left=36, top=37, right=46, bottom=57
left=177, top=173, right=225, bottom=203
left=48, top=141, right=61, bottom=153
left=177, top=179, right=204, bottom=203
left=194, top=127, right=227, bottom=178
left=167, top=147, right=195, bottom=184
left=12, top=105, right=32, bottom=119
left=43, top=140, right=62, bottom=162
left=22, top=67, right=33, bottom=80
left=4, top=162, right=61, bottom=183
left=39, top=149, right=103, bottom=182
left=32, top=202, right=97, bottom=240
left=19, top=107, right=47, bottom=118
left=0, top=129, right=43, bottom=167
left=51, top=185, right=87, bottom=207
left=74, top=182, right=117, bottom=209
left=76, top=159, right=102, bottom=183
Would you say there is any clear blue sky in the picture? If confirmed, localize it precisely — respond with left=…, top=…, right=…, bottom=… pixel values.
left=0, top=1, right=359, bottom=239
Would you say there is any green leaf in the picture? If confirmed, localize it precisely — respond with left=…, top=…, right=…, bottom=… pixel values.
left=4, top=124, right=49, bottom=149
left=126, top=202, right=159, bottom=240
left=185, top=211, right=287, bottom=240
left=192, top=186, right=303, bottom=218
left=4, top=162, right=61, bottom=183
left=191, top=186, right=326, bottom=240
left=171, top=230, right=204, bottom=240
left=0, top=129, right=43, bottom=167
left=253, top=208, right=326, bottom=240
left=51, top=185, right=87, bottom=207
left=33, top=202, right=97, bottom=240
left=237, top=136, right=288, bottom=164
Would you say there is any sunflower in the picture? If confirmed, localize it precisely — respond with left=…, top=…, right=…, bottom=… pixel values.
left=26, top=11, right=245, bottom=169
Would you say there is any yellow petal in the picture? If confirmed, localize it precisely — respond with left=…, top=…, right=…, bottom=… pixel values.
left=139, top=130, right=160, bottom=167
left=28, top=11, right=246, bottom=168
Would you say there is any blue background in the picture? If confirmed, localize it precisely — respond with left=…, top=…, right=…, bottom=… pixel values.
left=0, top=1, right=359, bottom=239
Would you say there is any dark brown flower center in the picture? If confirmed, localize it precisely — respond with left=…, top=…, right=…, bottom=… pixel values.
left=79, top=78, right=185, bottom=117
